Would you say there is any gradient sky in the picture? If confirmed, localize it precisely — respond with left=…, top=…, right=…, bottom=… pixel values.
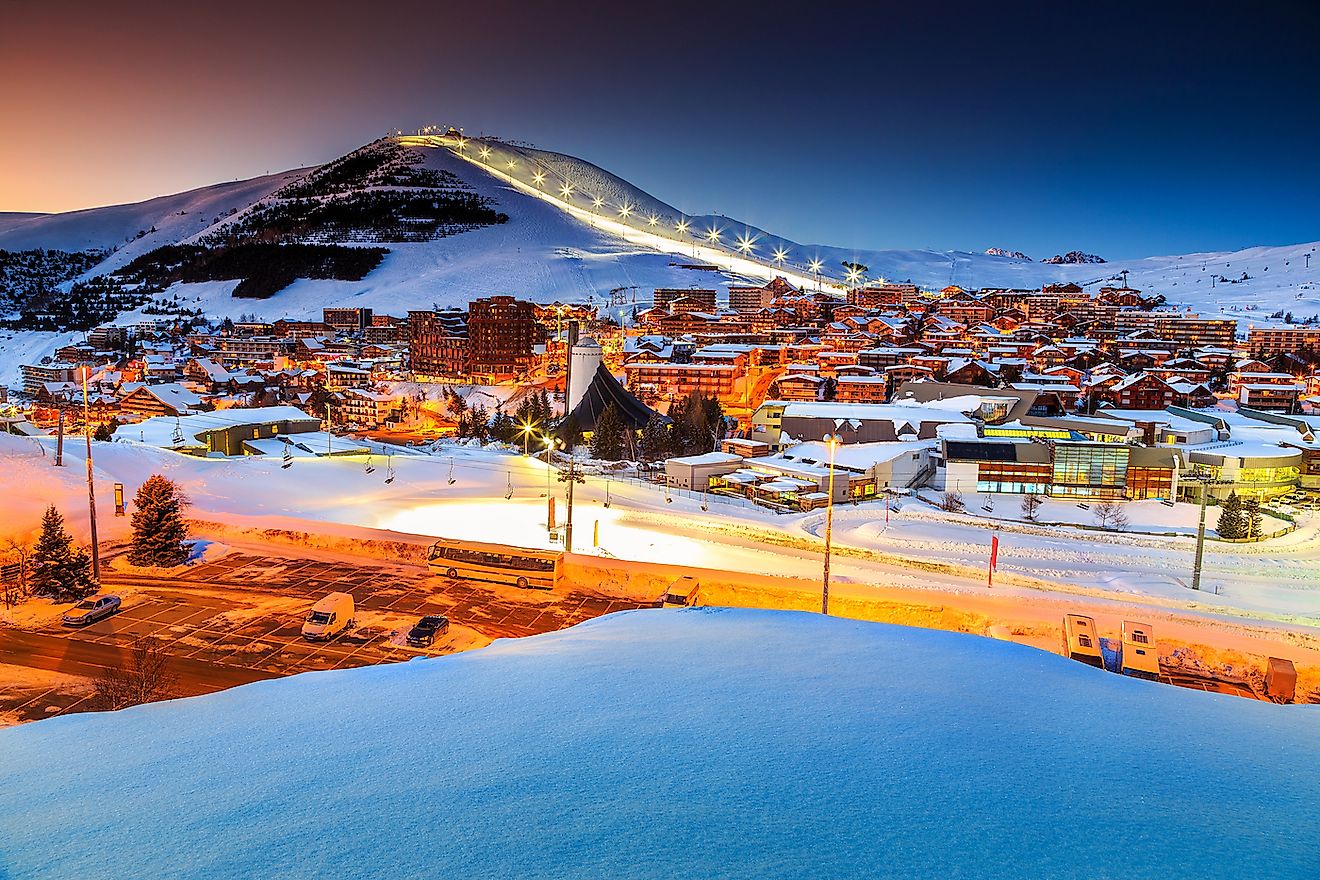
left=2, top=0, right=1317, bottom=259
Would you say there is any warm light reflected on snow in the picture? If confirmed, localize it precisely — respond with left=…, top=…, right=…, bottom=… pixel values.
left=379, top=499, right=717, bottom=564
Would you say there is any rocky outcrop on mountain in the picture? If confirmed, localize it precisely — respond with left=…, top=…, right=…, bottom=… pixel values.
left=1041, top=251, right=1106, bottom=264
left=984, top=248, right=1030, bottom=259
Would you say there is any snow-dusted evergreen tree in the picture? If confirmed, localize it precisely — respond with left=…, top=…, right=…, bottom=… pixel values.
left=1243, top=498, right=1263, bottom=539
left=129, top=475, right=191, bottom=568
left=639, top=413, right=671, bottom=462
left=590, top=403, right=626, bottom=461
left=1216, top=492, right=1245, bottom=539
left=30, top=505, right=96, bottom=601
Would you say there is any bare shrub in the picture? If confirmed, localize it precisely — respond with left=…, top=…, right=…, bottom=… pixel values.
left=93, top=638, right=177, bottom=710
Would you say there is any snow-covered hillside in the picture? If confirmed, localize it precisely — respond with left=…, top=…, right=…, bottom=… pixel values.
left=440, top=135, right=1320, bottom=318
left=4, top=135, right=1317, bottom=326
left=0, top=170, right=309, bottom=269
left=0, top=609, right=1315, bottom=879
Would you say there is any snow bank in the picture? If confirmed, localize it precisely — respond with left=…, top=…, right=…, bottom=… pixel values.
left=0, top=609, right=1315, bottom=879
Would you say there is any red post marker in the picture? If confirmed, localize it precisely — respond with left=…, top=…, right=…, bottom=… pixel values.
left=988, top=534, right=999, bottom=588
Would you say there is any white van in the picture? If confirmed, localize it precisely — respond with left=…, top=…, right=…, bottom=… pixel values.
left=662, top=576, right=699, bottom=608
left=302, top=592, right=355, bottom=641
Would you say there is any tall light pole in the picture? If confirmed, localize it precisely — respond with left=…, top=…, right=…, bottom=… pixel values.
left=1188, top=471, right=1220, bottom=591
left=82, top=367, right=100, bottom=582
left=557, top=441, right=583, bottom=553
left=821, top=433, right=840, bottom=614
left=520, top=420, right=535, bottom=456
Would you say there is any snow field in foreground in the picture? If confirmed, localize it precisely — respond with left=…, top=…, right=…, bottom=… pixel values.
left=0, top=609, right=1315, bottom=880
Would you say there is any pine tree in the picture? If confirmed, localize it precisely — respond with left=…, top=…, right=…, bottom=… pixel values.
left=469, top=405, right=490, bottom=440
left=1216, top=491, right=1245, bottom=539
left=1243, top=498, right=1263, bottom=538
left=129, top=475, right=191, bottom=567
left=590, top=403, right=626, bottom=461
left=30, top=505, right=97, bottom=601
left=558, top=414, right=584, bottom=450
left=639, top=413, right=672, bottom=462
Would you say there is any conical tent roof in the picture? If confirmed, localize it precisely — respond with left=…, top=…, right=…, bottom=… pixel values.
left=566, top=363, right=662, bottom=432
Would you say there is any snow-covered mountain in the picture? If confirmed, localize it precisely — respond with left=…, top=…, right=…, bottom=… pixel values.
left=1, top=132, right=1318, bottom=351
left=1, top=609, right=1315, bottom=878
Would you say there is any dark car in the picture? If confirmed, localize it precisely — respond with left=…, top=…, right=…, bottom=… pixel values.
left=61, top=594, right=122, bottom=627
left=405, top=614, right=449, bottom=647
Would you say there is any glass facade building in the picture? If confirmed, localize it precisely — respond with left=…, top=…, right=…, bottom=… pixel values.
left=1050, top=443, right=1130, bottom=498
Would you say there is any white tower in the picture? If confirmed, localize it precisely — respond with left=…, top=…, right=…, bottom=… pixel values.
left=568, top=337, right=603, bottom=414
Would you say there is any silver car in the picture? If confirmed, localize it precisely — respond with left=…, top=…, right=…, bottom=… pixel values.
left=61, top=594, right=122, bottom=627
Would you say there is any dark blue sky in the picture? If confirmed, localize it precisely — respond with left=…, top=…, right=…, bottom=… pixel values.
left=3, top=0, right=1317, bottom=258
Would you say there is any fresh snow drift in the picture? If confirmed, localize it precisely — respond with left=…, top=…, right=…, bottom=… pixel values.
left=0, top=609, right=1316, bottom=879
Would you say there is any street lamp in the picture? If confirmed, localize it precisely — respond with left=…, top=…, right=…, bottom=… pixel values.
left=478, top=145, right=491, bottom=160
left=80, top=366, right=100, bottom=582
left=821, top=433, right=840, bottom=614
left=1185, top=470, right=1225, bottom=591
left=520, top=420, right=536, bottom=455
left=809, top=259, right=823, bottom=291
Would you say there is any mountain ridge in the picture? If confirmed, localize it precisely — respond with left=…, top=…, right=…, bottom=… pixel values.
left=0, top=135, right=1317, bottom=343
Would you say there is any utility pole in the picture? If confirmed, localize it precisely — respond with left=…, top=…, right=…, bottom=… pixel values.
left=81, top=368, right=100, bottom=582
left=1191, top=474, right=1212, bottom=591
left=822, top=434, right=839, bottom=614
left=55, top=409, right=64, bottom=467
left=326, top=402, right=332, bottom=457
left=558, top=447, right=584, bottom=553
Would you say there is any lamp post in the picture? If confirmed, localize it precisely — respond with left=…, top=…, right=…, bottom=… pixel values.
left=558, top=443, right=583, bottom=553
left=821, top=433, right=840, bottom=614
left=81, top=367, right=100, bottom=582
left=1187, top=470, right=1222, bottom=591
left=520, top=421, right=535, bottom=456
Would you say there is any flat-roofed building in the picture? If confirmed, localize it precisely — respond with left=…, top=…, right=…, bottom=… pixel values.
left=1247, top=326, right=1320, bottom=358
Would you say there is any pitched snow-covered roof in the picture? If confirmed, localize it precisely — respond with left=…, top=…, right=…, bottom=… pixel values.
left=566, top=363, right=661, bottom=432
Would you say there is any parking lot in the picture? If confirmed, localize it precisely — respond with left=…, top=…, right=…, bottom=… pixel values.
left=2, top=547, right=652, bottom=723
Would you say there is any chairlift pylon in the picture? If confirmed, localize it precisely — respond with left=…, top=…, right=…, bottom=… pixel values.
left=505, top=470, right=513, bottom=500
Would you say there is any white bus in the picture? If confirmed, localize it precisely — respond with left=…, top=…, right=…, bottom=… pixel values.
left=427, top=538, right=563, bottom=590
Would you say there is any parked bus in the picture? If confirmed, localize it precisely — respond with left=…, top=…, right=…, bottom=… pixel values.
left=427, top=538, right=562, bottom=590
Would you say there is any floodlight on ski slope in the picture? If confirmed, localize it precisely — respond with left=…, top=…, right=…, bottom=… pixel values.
left=444, top=143, right=843, bottom=293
